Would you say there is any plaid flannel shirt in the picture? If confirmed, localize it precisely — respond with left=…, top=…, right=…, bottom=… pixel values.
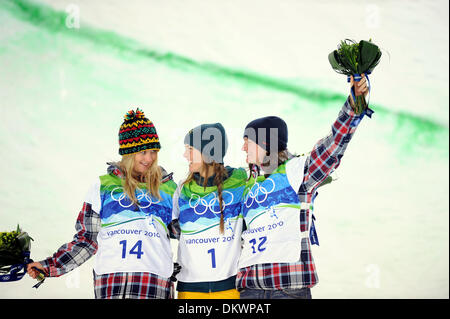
left=40, top=170, right=175, bottom=299
left=236, top=97, right=366, bottom=290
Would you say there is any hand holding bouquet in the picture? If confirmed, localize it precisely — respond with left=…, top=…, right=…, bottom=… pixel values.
left=328, top=39, right=382, bottom=114
left=350, top=73, right=369, bottom=106
left=0, top=225, right=45, bottom=287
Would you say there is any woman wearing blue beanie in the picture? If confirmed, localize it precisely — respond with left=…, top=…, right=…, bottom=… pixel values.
left=237, top=75, right=371, bottom=299
left=171, top=123, right=247, bottom=299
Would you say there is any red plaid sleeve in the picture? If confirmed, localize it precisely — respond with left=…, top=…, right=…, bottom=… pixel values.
left=40, top=202, right=100, bottom=277
left=301, top=96, right=361, bottom=193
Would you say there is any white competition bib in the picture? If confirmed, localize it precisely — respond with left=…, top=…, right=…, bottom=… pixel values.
left=239, top=205, right=307, bottom=268
left=94, top=216, right=173, bottom=277
left=176, top=216, right=243, bottom=282
left=175, top=169, right=247, bottom=282
left=239, top=156, right=307, bottom=268
left=92, top=173, right=176, bottom=278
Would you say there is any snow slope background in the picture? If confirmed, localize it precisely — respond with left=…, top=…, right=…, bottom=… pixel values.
left=0, top=0, right=448, bottom=298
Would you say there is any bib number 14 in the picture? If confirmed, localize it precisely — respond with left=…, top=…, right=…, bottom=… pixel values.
left=120, top=240, right=144, bottom=259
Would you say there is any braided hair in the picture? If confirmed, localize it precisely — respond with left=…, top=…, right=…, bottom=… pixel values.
left=183, top=161, right=229, bottom=234
left=212, top=162, right=228, bottom=234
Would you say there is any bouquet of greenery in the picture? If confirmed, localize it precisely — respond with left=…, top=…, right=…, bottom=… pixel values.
left=328, top=39, right=382, bottom=114
left=0, top=225, right=45, bottom=287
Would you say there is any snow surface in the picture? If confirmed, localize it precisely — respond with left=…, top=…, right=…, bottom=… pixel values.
left=0, top=0, right=448, bottom=298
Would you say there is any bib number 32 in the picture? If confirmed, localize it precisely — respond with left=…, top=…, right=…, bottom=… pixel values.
left=249, top=236, right=267, bottom=254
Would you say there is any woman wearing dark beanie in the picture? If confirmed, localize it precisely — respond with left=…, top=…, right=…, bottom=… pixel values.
left=171, top=122, right=247, bottom=299
left=237, top=75, right=371, bottom=299
left=27, top=108, right=178, bottom=299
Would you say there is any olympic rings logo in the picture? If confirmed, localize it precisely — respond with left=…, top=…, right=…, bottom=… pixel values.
left=188, top=191, right=234, bottom=216
left=244, top=178, right=276, bottom=208
left=110, top=187, right=160, bottom=209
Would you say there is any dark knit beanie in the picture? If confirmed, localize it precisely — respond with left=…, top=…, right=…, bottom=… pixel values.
left=184, top=122, right=228, bottom=164
left=118, top=108, right=161, bottom=155
left=243, top=116, right=288, bottom=152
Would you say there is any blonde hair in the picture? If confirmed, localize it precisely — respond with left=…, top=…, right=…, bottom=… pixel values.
left=183, top=160, right=228, bottom=234
left=119, top=152, right=162, bottom=206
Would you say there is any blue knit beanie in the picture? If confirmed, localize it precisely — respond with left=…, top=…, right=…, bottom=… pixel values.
left=243, top=116, right=288, bottom=152
left=184, top=122, right=228, bottom=164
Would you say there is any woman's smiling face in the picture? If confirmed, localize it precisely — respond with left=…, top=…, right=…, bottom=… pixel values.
left=133, top=149, right=157, bottom=175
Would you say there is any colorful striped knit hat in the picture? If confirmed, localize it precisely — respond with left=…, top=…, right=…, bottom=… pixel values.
left=118, top=108, right=161, bottom=155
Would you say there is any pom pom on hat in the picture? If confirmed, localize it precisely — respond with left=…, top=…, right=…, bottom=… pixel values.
left=124, top=108, right=146, bottom=121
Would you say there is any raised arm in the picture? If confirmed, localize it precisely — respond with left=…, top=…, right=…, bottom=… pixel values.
left=300, top=75, right=369, bottom=193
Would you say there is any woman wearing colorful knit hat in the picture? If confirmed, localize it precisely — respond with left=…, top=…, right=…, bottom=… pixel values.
left=26, top=108, right=178, bottom=299
left=171, top=123, right=247, bottom=299
left=237, top=75, right=371, bottom=299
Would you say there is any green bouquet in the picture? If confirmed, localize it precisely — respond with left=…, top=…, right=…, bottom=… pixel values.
left=328, top=39, right=382, bottom=114
left=0, top=225, right=45, bottom=285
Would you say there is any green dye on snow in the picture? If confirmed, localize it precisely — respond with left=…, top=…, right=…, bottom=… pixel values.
left=1, top=0, right=448, bottom=156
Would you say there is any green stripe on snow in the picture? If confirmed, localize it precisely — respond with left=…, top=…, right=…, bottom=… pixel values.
left=1, top=0, right=448, bottom=154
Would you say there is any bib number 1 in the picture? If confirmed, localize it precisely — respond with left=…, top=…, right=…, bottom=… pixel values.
left=207, top=248, right=217, bottom=268
left=120, top=240, right=144, bottom=259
